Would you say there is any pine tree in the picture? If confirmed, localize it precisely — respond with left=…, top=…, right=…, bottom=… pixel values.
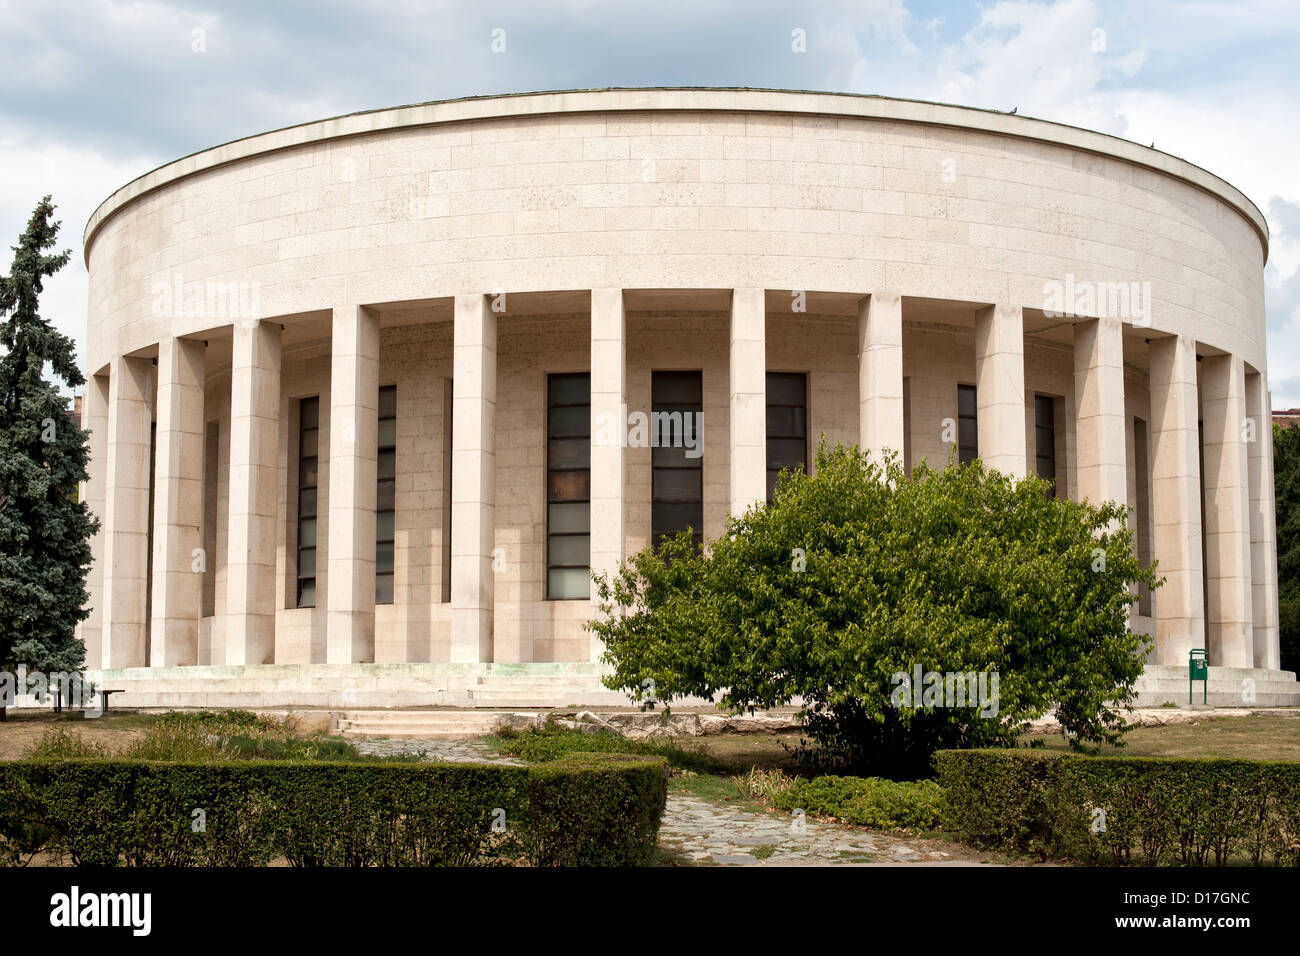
left=0, top=196, right=98, bottom=719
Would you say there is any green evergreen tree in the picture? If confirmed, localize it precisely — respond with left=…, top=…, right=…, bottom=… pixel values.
left=0, top=196, right=97, bottom=719
left=1274, top=422, right=1300, bottom=674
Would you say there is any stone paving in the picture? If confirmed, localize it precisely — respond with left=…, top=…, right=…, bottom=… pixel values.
left=354, top=737, right=994, bottom=866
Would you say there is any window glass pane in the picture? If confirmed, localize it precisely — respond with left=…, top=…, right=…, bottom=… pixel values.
left=300, top=427, right=318, bottom=458
left=376, top=541, right=394, bottom=574
left=650, top=410, right=701, bottom=449
left=298, top=517, right=317, bottom=548
left=766, top=372, right=806, bottom=406
left=766, top=405, right=806, bottom=437
left=300, top=397, right=319, bottom=429
left=654, top=468, right=702, bottom=502
left=300, top=456, right=318, bottom=489
left=958, top=419, right=977, bottom=451
left=378, top=417, right=397, bottom=448
left=377, top=480, right=395, bottom=512
left=548, top=567, right=590, bottom=600
left=297, top=578, right=315, bottom=609
left=766, top=470, right=781, bottom=501
left=548, top=501, right=590, bottom=534
left=652, top=371, right=702, bottom=404
left=376, top=510, right=395, bottom=542
left=548, top=471, right=590, bottom=501
left=767, top=438, right=806, bottom=471
left=299, top=487, right=317, bottom=518
left=378, top=448, right=396, bottom=481
left=652, top=443, right=701, bottom=469
left=548, top=438, right=590, bottom=471
left=548, top=374, right=590, bottom=405
left=549, top=533, right=590, bottom=566
left=957, top=385, right=977, bottom=417
left=299, top=547, right=315, bottom=578
left=378, top=386, right=397, bottom=419
left=653, top=502, right=702, bottom=537
left=547, top=405, right=589, bottom=438
left=1035, top=396, right=1054, bottom=428
left=375, top=572, right=394, bottom=605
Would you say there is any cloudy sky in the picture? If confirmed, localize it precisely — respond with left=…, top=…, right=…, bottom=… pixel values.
left=2, top=0, right=1297, bottom=405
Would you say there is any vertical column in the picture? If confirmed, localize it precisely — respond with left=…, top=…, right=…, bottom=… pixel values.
left=974, top=304, right=1027, bottom=477
left=225, top=321, right=281, bottom=666
left=101, top=355, right=152, bottom=669
left=589, top=289, right=626, bottom=663
left=1247, top=372, right=1281, bottom=669
left=1073, top=317, right=1128, bottom=506
left=730, top=288, right=766, bottom=515
left=450, top=294, right=496, bottom=663
left=78, top=372, right=109, bottom=669
left=1201, top=354, right=1254, bottom=667
left=1148, top=336, right=1205, bottom=664
left=150, top=337, right=205, bottom=666
left=858, top=292, right=905, bottom=462
left=327, top=306, right=379, bottom=664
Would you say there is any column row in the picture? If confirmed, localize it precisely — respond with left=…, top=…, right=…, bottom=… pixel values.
left=81, top=293, right=1280, bottom=673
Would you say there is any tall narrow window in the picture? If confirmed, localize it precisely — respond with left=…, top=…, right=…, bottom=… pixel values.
left=651, top=370, right=703, bottom=549
left=376, top=385, right=396, bottom=605
left=766, top=372, right=807, bottom=502
left=296, top=396, right=319, bottom=608
left=957, top=384, right=978, bottom=465
left=547, top=373, right=590, bottom=599
left=1035, top=395, right=1057, bottom=493
left=1134, top=417, right=1153, bottom=616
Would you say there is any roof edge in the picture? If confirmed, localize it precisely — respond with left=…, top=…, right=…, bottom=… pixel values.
left=82, top=86, right=1270, bottom=266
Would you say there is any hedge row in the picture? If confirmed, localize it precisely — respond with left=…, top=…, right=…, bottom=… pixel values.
left=0, top=753, right=668, bottom=866
left=936, top=749, right=1300, bottom=866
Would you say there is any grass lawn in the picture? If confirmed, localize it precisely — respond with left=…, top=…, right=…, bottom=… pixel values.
left=1024, top=713, right=1300, bottom=761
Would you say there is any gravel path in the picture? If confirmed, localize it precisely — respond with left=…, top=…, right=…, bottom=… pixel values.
left=351, top=736, right=993, bottom=866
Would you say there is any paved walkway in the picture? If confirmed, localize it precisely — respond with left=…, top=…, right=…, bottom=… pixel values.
left=353, top=736, right=994, bottom=866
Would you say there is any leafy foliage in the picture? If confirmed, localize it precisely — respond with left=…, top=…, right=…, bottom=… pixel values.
left=938, top=748, right=1300, bottom=865
left=591, top=442, right=1158, bottom=777
left=0, top=197, right=96, bottom=715
left=1274, top=423, right=1300, bottom=674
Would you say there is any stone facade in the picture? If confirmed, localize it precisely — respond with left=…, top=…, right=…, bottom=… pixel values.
left=76, top=88, right=1295, bottom=707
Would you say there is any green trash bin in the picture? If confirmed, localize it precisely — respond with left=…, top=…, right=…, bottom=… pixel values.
left=1189, top=648, right=1208, bottom=705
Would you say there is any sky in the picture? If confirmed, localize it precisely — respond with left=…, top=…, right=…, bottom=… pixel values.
left=1, top=0, right=1297, bottom=406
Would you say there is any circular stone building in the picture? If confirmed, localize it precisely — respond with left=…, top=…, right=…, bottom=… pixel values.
left=78, top=88, right=1299, bottom=708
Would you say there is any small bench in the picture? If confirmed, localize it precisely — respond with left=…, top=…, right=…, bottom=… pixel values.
left=99, top=689, right=125, bottom=713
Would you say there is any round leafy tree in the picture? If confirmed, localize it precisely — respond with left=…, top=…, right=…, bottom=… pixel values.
left=591, top=441, right=1159, bottom=777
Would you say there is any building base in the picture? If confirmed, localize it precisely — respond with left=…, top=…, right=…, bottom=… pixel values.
left=56, top=663, right=1300, bottom=712
left=1132, top=666, right=1300, bottom=708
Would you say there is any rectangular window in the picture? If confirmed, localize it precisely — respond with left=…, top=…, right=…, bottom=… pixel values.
left=1035, top=395, right=1057, bottom=494
left=652, top=370, right=703, bottom=549
left=1134, top=417, right=1153, bottom=616
left=376, top=385, right=396, bottom=605
left=766, top=372, right=807, bottom=502
left=296, top=396, right=319, bottom=608
left=957, top=384, right=978, bottom=465
left=547, top=373, right=590, bottom=599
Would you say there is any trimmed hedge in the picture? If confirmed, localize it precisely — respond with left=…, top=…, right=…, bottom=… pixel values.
left=0, top=753, right=668, bottom=867
left=936, top=749, right=1300, bottom=866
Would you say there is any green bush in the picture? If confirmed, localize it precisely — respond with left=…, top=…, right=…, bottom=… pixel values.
left=770, top=775, right=944, bottom=831
left=0, top=754, right=668, bottom=867
left=490, top=724, right=722, bottom=774
left=936, top=749, right=1300, bottom=865
left=592, top=442, right=1158, bottom=777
